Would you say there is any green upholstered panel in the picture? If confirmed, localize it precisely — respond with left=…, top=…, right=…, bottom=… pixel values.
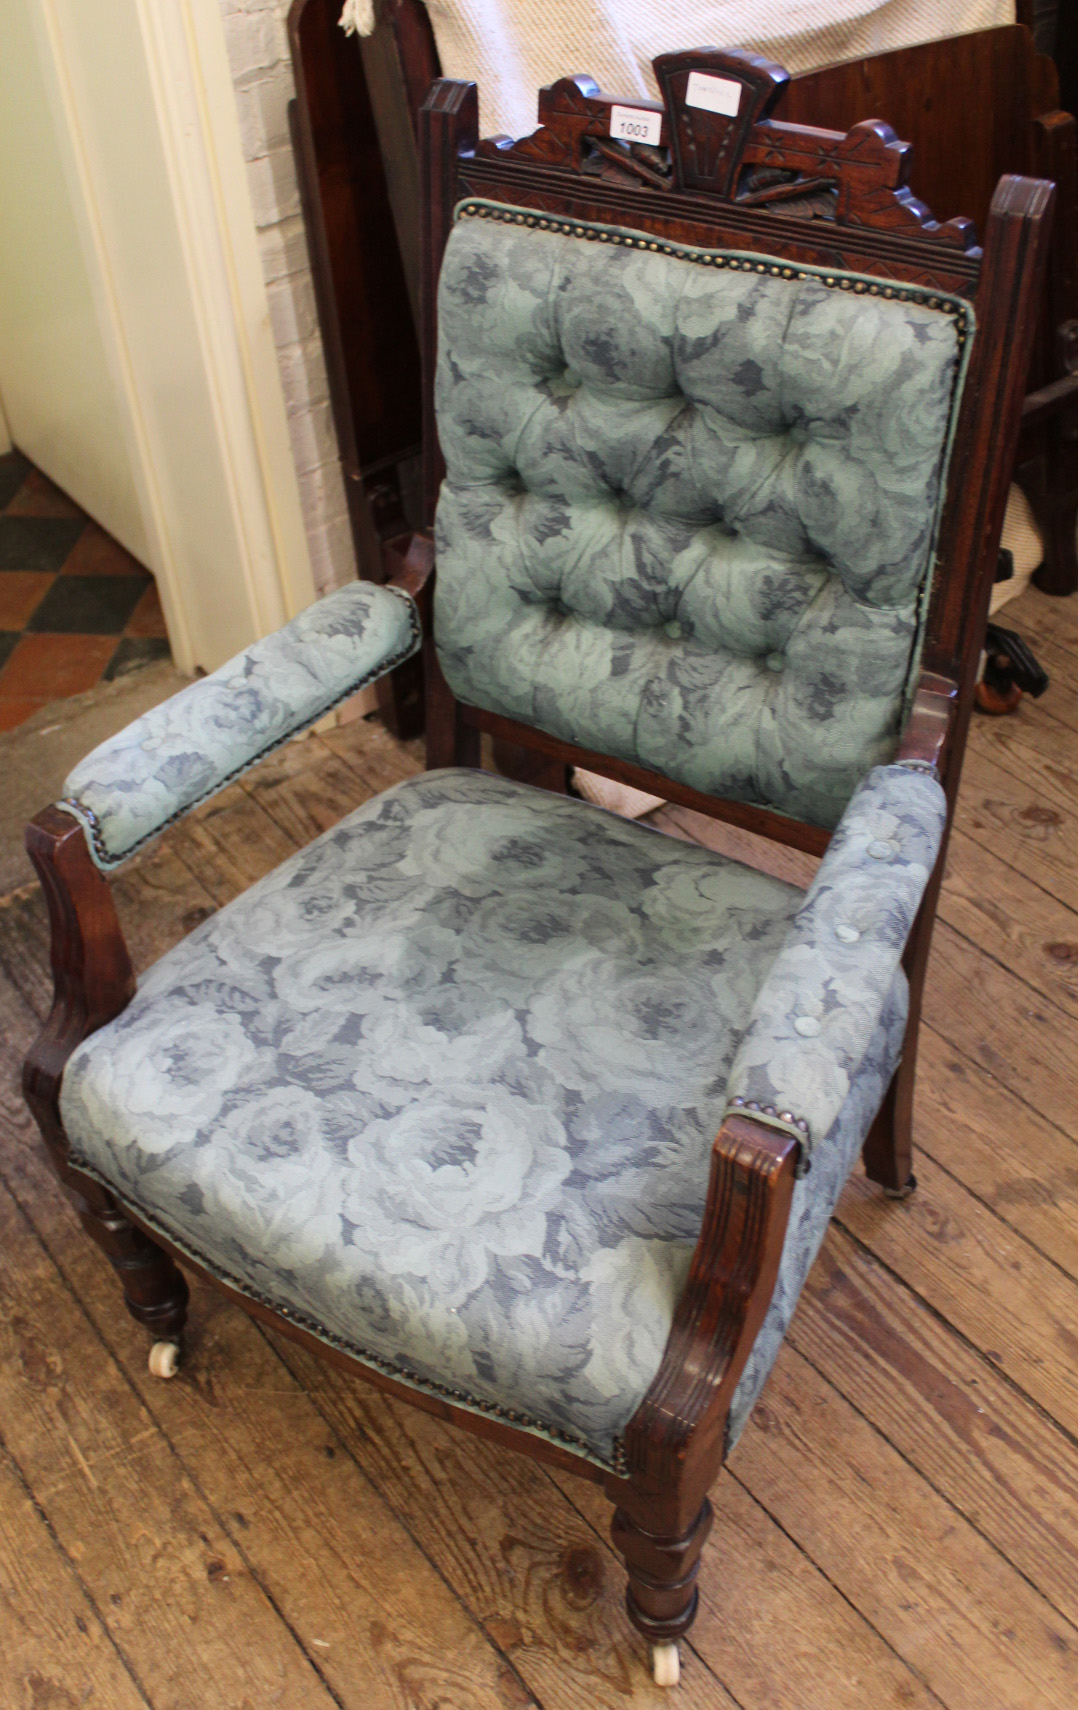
left=434, top=203, right=971, bottom=828
left=61, top=582, right=420, bottom=870
left=59, top=768, right=925, bottom=1466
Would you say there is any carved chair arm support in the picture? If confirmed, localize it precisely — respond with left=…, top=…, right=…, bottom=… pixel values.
left=618, top=1114, right=797, bottom=1521
left=23, top=805, right=136, bottom=1175
left=383, top=529, right=435, bottom=633
left=721, top=761, right=947, bottom=1163
left=57, top=582, right=422, bottom=873
left=897, top=671, right=957, bottom=775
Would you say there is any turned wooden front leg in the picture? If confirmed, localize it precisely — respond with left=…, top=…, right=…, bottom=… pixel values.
left=605, top=1115, right=799, bottom=1660
left=611, top=1500, right=714, bottom=1645
left=67, top=1176, right=190, bottom=1342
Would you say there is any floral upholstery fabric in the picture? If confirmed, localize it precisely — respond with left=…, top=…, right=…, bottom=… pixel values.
left=59, top=769, right=920, bottom=1469
left=62, top=582, right=421, bottom=870
left=725, top=762, right=946, bottom=1151
left=434, top=202, right=972, bottom=829
left=725, top=976, right=907, bottom=1452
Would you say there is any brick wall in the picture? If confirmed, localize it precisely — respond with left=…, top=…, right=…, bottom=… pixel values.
left=219, top=0, right=356, bottom=597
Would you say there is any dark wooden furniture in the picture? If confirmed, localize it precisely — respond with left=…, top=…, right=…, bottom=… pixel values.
left=290, top=9, right=1078, bottom=613
left=287, top=0, right=426, bottom=736
left=784, top=23, right=1078, bottom=593
left=23, top=51, right=1052, bottom=1682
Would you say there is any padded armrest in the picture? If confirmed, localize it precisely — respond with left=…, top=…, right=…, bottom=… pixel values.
left=722, top=763, right=947, bottom=1168
left=60, top=582, right=421, bottom=871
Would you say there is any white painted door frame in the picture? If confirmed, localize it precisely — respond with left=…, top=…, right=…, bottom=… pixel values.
left=3, top=0, right=317, bottom=674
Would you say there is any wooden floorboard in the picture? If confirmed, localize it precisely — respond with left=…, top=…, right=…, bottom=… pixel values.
left=2, top=611, right=1078, bottom=1705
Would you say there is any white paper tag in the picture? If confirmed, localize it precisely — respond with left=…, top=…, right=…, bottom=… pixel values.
left=685, top=72, right=742, bottom=118
left=609, top=104, right=663, bottom=146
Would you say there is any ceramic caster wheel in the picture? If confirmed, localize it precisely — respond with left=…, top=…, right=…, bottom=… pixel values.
left=884, top=1173, right=918, bottom=1200
left=148, top=1340, right=181, bottom=1379
left=651, top=1643, right=680, bottom=1687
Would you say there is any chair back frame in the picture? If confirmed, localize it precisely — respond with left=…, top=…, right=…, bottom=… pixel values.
left=412, top=66, right=1054, bottom=1464
left=418, top=50, right=1050, bottom=835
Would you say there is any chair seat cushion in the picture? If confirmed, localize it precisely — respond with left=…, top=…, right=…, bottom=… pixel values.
left=60, top=769, right=895, bottom=1468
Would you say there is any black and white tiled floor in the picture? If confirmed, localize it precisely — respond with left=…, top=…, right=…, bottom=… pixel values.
left=0, top=450, right=170, bottom=731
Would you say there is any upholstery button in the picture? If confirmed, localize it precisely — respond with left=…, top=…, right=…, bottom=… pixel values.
left=793, top=1015, right=821, bottom=1037
left=867, top=838, right=899, bottom=861
left=765, top=652, right=785, bottom=673
left=834, top=923, right=861, bottom=943
left=664, top=620, right=684, bottom=639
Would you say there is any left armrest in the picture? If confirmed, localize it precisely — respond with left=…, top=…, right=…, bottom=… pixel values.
left=722, top=762, right=948, bottom=1168
left=59, top=581, right=421, bottom=871
left=383, top=529, right=435, bottom=627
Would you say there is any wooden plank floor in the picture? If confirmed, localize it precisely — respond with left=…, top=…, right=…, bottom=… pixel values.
left=1, top=583, right=1077, bottom=1708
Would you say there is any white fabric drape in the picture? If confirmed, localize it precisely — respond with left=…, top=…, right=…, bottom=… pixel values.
left=342, top=0, right=1013, bottom=140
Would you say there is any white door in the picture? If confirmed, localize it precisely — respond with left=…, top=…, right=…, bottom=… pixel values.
left=0, top=0, right=151, bottom=564
left=0, top=0, right=318, bottom=674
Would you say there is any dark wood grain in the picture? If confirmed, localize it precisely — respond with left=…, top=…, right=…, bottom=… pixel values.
left=784, top=25, right=1078, bottom=595
left=288, top=0, right=426, bottom=743
left=616, top=1115, right=798, bottom=1519
left=897, top=672, right=958, bottom=773
left=21, top=809, right=189, bottom=1343
left=461, top=705, right=833, bottom=854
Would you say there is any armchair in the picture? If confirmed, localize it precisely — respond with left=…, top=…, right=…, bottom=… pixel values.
left=23, top=49, right=1050, bottom=1688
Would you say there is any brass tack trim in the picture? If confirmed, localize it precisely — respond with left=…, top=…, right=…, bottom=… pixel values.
left=61, top=593, right=422, bottom=870
left=68, top=1152, right=629, bottom=1475
left=454, top=200, right=972, bottom=337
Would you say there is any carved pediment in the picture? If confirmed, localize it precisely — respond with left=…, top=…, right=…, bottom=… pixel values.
left=475, top=47, right=977, bottom=249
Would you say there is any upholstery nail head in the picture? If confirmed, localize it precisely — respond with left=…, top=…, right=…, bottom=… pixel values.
left=867, top=839, right=897, bottom=860
left=794, top=1015, right=820, bottom=1037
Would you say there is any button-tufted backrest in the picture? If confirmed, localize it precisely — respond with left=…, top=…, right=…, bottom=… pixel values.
left=433, top=201, right=973, bottom=829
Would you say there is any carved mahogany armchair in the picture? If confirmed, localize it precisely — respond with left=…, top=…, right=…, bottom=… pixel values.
left=23, top=50, right=1050, bottom=1688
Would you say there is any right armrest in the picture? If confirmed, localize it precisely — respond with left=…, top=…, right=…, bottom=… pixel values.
left=721, top=761, right=947, bottom=1169
left=58, top=580, right=420, bottom=872
left=384, top=529, right=435, bottom=626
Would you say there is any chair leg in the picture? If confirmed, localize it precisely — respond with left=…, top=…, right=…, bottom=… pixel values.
left=862, top=1061, right=917, bottom=1198
left=611, top=1499, right=713, bottom=1686
left=70, top=1177, right=189, bottom=1375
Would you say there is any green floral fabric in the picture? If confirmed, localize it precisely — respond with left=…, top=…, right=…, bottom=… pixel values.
left=725, top=762, right=946, bottom=1151
left=434, top=204, right=970, bottom=829
left=61, top=582, right=421, bottom=870
left=59, top=769, right=916, bottom=1468
left=725, top=975, right=907, bottom=1452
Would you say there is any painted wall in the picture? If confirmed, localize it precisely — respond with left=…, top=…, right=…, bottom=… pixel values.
left=0, top=0, right=321, bottom=674
left=0, top=0, right=151, bottom=561
left=219, top=0, right=357, bottom=595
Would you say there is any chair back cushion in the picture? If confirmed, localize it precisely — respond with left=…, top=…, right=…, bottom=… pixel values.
left=434, top=201, right=972, bottom=827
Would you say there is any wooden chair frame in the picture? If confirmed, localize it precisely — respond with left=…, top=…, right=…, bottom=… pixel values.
left=23, top=48, right=1052, bottom=1675
left=294, top=3, right=1078, bottom=610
